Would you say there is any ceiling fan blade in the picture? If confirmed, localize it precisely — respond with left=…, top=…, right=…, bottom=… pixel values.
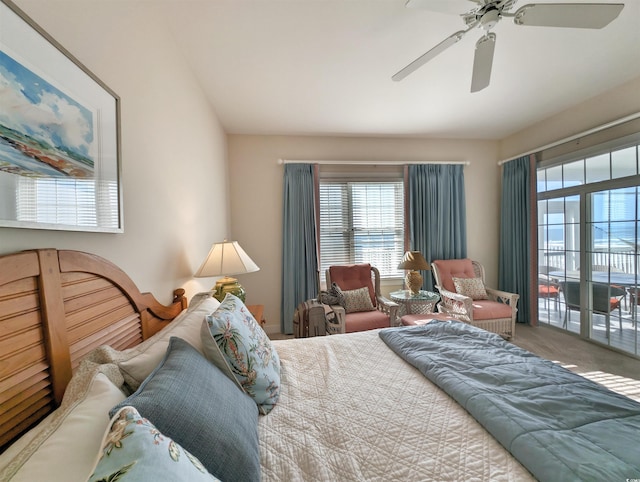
left=513, top=3, right=624, bottom=29
left=392, top=30, right=468, bottom=81
left=470, top=33, right=496, bottom=93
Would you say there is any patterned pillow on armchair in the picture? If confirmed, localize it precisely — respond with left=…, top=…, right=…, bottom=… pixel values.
left=328, top=264, right=377, bottom=307
left=342, top=287, right=375, bottom=313
left=452, top=277, right=488, bottom=300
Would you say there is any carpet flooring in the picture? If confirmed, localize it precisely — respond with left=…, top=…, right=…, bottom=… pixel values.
left=512, top=323, right=640, bottom=401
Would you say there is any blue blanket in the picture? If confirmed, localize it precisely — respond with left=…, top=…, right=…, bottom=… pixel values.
left=379, top=321, right=640, bottom=482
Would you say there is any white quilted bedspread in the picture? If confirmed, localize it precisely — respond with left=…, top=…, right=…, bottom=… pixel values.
left=260, top=330, right=534, bottom=482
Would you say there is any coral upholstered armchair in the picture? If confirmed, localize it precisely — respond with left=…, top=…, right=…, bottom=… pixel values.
left=324, top=264, right=398, bottom=333
left=431, top=258, right=519, bottom=339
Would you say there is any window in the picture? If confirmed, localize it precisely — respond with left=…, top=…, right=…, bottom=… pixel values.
left=319, top=178, right=404, bottom=282
left=16, top=176, right=119, bottom=228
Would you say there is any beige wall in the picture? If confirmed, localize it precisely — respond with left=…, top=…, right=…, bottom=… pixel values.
left=500, top=76, right=640, bottom=161
left=5, top=3, right=639, bottom=333
left=1, top=1, right=229, bottom=303
left=239, top=77, right=640, bottom=334
left=228, top=135, right=500, bottom=333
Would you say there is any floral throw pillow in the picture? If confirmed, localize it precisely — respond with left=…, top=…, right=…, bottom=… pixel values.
left=342, top=286, right=375, bottom=313
left=452, top=277, right=488, bottom=300
left=89, top=406, right=218, bottom=481
left=202, top=294, right=281, bottom=415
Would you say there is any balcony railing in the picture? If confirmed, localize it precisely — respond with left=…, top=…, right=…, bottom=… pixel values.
left=542, top=247, right=638, bottom=274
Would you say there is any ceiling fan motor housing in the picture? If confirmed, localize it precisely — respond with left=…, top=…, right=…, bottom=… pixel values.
left=480, top=8, right=500, bottom=30
left=462, top=1, right=518, bottom=29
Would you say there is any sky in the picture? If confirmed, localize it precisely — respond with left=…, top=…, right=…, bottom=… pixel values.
left=0, top=49, right=94, bottom=165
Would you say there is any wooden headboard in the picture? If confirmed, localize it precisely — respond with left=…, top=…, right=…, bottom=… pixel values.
left=0, top=249, right=187, bottom=452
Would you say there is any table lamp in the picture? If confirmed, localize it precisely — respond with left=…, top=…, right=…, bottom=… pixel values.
left=195, top=240, right=259, bottom=302
left=397, top=251, right=430, bottom=295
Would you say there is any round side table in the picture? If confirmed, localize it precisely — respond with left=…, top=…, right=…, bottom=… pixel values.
left=389, top=290, right=440, bottom=324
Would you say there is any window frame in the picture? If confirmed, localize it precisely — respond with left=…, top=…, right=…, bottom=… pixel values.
left=317, top=165, right=405, bottom=285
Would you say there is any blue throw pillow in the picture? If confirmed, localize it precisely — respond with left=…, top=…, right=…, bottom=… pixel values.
left=202, top=294, right=281, bottom=415
left=89, top=406, right=219, bottom=481
left=110, top=337, right=260, bottom=482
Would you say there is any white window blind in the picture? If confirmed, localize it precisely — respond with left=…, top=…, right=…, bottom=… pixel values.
left=16, top=176, right=119, bottom=228
left=319, top=179, right=404, bottom=282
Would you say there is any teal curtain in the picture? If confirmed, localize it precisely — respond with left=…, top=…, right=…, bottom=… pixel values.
left=281, top=164, right=319, bottom=334
left=499, top=156, right=531, bottom=323
left=409, top=164, right=467, bottom=291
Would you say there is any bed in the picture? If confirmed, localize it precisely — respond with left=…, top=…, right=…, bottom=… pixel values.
left=0, top=249, right=186, bottom=440
left=1, top=249, right=639, bottom=481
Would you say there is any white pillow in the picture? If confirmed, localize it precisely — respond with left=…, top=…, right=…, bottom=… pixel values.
left=86, top=293, right=221, bottom=390
left=0, top=365, right=125, bottom=482
left=0, top=413, right=52, bottom=473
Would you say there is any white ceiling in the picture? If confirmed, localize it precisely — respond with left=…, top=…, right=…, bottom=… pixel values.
left=41, top=0, right=640, bottom=141
left=154, top=0, right=640, bottom=140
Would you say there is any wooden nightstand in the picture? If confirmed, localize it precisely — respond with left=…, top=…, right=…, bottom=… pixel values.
left=246, top=304, right=266, bottom=327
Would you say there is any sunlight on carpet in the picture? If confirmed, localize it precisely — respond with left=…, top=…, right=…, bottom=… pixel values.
left=555, top=361, right=640, bottom=402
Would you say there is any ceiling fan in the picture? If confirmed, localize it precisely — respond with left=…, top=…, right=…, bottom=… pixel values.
left=392, top=1, right=625, bottom=92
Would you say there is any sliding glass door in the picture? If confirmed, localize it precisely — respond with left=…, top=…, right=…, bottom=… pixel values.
left=537, top=140, right=640, bottom=356
left=537, top=195, right=579, bottom=331
left=587, top=187, right=638, bottom=353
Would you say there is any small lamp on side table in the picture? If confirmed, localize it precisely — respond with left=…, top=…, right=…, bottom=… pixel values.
left=195, top=240, right=260, bottom=302
left=397, top=251, right=430, bottom=295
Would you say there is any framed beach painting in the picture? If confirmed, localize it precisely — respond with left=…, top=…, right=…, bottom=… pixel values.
left=0, top=0, right=122, bottom=232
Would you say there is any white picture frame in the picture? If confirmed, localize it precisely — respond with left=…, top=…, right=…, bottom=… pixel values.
left=0, top=0, right=122, bottom=232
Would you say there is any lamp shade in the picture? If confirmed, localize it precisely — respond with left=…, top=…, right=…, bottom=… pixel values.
left=397, top=251, right=430, bottom=271
left=195, top=241, right=260, bottom=278
left=397, top=251, right=430, bottom=295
